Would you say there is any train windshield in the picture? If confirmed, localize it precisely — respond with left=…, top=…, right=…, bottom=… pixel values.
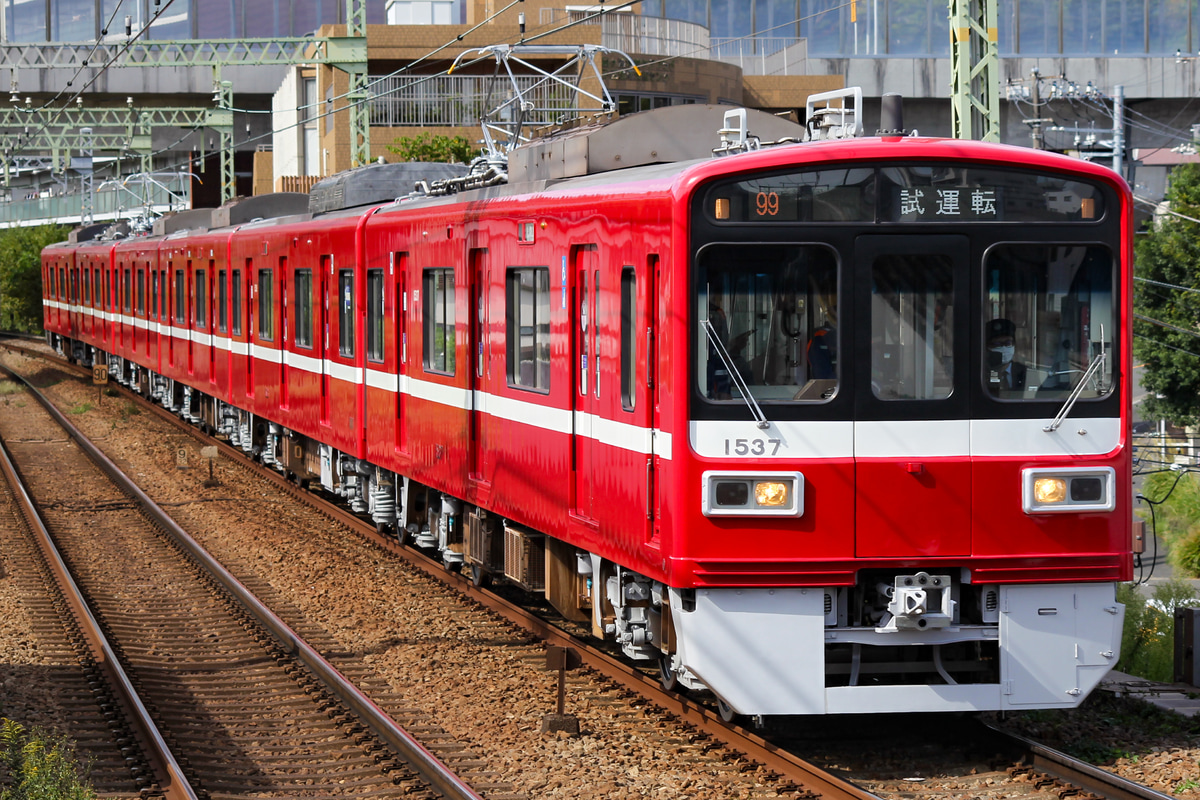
left=983, top=244, right=1114, bottom=401
left=697, top=244, right=839, bottom=404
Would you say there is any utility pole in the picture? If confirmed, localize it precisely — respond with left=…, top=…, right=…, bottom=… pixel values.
left=1030, top=68, right=1043, bottom=149
left=1113, top=84, right=1125, bottom=180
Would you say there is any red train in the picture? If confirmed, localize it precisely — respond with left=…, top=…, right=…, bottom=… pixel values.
left=43, top=99, right=1132, bottom=718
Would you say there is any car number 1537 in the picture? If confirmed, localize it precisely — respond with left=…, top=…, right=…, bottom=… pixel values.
left=724, top=438, right=783, bottom=456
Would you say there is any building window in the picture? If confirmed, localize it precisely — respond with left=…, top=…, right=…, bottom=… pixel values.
left=295, top=269, right=312, bottom=347
left=367, top=269, right=384, bottom=362
left=423, top=268, right=455, bottom=375
left=506, top=266, right=550, bottom=392
left=339, top=269, right=355, bottom=357
left=258, top=268, right=274, bottom=341
left=387, top=0, right=456, bottom=25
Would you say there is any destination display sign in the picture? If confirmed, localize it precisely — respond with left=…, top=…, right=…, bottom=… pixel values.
left=706, top=164, right=1105, bottom=224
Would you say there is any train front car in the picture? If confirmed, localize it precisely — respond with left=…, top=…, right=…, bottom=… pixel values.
left=664, top=138, right=1131, bottom=717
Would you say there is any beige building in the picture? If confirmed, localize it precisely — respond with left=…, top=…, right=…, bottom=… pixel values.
left=266, top=1, right=842, bottom=192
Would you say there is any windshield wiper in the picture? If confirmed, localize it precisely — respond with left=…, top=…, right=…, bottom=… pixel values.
left=702, top=319, right=770, bottom=430
left=1044, top=350, right=1106, bottom=433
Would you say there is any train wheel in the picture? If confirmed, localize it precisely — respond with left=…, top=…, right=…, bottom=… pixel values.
left=469, top=564, right=490, bottom=588
left=717, top=698, right=738, bottom=724
left=658, top=655, right=684, bottom=693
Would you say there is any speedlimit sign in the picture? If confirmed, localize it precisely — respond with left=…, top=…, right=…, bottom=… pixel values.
left=93, top=364, right=109, bottom=385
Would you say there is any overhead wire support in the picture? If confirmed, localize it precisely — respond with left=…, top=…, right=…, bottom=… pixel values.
left=949, top=0, right=1000, bottom=142
left=5, top=0, right=368, bottom=202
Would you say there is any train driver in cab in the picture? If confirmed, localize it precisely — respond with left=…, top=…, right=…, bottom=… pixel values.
left=985, top=317, right=1027, bottom=396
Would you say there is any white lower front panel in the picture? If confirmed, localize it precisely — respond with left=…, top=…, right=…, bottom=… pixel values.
left=670, top=582, right=1123, bottom=716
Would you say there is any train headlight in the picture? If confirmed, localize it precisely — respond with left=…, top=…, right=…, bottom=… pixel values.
left=702, top=471, right=803, bottom=517
left=1033, top=477, right=1067, bottom=504
left=1023, top=467, right=1116, bottom=514
left=754, top=481, right=789, bottom=506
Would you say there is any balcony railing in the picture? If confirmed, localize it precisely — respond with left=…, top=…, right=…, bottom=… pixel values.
left=537, top=10, right=709, bottom=58
left=368, top=74, right=577, bottom=128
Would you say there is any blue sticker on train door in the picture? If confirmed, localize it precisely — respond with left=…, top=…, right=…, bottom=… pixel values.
left=561, top=255, right=567, bottom=309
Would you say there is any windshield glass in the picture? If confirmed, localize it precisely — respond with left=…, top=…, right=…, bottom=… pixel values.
left=696, top=244, right=838, bottom=404
left=983, top=244, right=1114, bottom=401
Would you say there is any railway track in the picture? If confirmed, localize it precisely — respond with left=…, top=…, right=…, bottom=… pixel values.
left=0, top=339, right=1187, bottom=800
left=0, top=357, right=488, bottom=799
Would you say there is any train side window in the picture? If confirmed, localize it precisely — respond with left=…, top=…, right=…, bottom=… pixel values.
left=423, top=267, right=455, bottom=376
left=338, top=269, right=355, bottom=357
left=137, top=268, right=145, bottom=314
left=123, top=268, right=132, bottom=313
left=218, top=269, right=227, bottom=332
left=93, top=271, right=101, bottom=310
left=621, top=266, right=636, bottom=411
left=294, top=269, right=313, bottom=348
left=232, top=268, right=242, bottom=335
left=505, top=266, right=550, bottom=392
left=175, top=269, right=186, bottom=323
left=196, top=268, right=207, bottom=328
left=58, top=267, right=65, bottom=300
left=367, top=268, right=384, bottom=362
left=151, top=271, right=158, bottom=318
left=258, top=268, right=274, bottom=341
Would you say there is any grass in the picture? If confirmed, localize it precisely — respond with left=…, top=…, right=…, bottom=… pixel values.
left=65, top=403, right=92, bottom=415
left=0, top=382, right=23, bottom=397
left=0, top=719, right=94, bottom=799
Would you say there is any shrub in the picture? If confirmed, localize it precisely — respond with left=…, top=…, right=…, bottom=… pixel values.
left=0, top=719, right=95, bottom=800
left=1116, top=579, right=1200, bottom=681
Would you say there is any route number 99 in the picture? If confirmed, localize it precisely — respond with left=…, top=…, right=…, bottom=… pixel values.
left=755, top=191, right=780, bottom=217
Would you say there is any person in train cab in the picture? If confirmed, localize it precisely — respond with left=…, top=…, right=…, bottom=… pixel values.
left=707, top=298, right=752, bottom=400
left=985, top=317, right=1027, bottom=395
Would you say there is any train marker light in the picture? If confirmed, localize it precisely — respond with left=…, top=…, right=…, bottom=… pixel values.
left=754, top=481, right=788, bottom=507
left=1023, top=467, right=1115, bottom=514
left=714, top=197, right=730, bottom=220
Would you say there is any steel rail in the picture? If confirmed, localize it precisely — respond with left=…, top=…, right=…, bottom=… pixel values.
left=981, top=722, right=1181, bottom=800
left=47, top=363, right=878, bottom=800
left=6, top=342, right=1185, bottom=800
left=0, top=359, right=485, bottom=800
left=0, top=372, right=198, bottom=800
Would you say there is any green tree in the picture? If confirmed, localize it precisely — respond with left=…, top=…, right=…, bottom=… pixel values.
left=387, top=133, right=478, bottom=164
left=1134, top=162, right=1200, bottom=426
left=0, top=224, right=69, bottom=333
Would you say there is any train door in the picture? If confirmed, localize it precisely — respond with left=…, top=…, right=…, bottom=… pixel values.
left=186, top=260, right=195, bottom=374
left=852, top=235, right=971, bottom=557
left=395, top=252, right=409, bottom=454
left=280, top=257, right=289, bottom=407
left=320, top=255, right=332, bottom=425
left=468, top=248, right=490, bottom=491
left=641, top=256, right=661, bottom=543
left=571, top=245, right=600, bottom=524
left=245, top=264, right=254, bottom=394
